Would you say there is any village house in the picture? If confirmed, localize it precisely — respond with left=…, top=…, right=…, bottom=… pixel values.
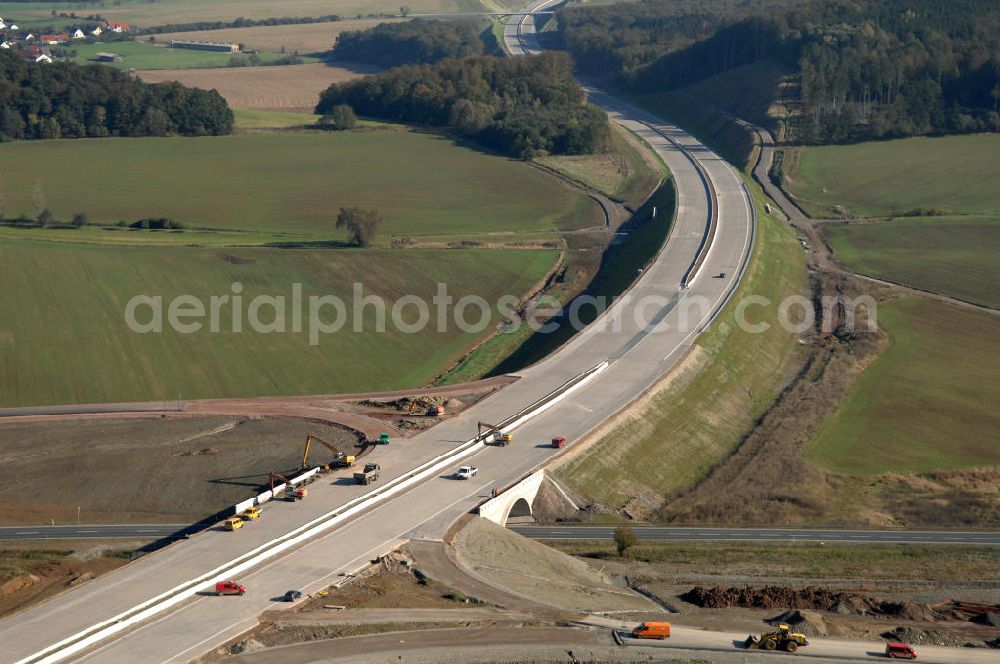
left=19, top=45, right=52, bottom=63
left=104, top=20, right=130, bottom=33
left=72, top=28, right=86, bottom=40
left=40, top=34, right=69, bottom=45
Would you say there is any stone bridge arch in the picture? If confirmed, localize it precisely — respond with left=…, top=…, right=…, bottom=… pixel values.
left=477, top=470, right=546, bottom=526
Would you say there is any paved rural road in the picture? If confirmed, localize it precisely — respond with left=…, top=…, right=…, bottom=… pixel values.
left=512, top=525, right=1000, bottom=545
left=0, top=3, right=757, bottom=663
left=6, top=523, right=1000, bottom=547
left=0, top=525, right=188, bottom=541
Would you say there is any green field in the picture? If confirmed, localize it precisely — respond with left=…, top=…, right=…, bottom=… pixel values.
left=0, top=130, right=594, bottom=241
left=787, top=134, right=1000, bottom=218
left=0, top=129, right=599, bottom=406
left=536, top=123, right=665, bottom=209
left=806, top=297, right=1000, bottom=475
left=825, top=216, right=1000, bottom=308
left=0, top=0, right=517, bottom=30
left=556, top=185, right=809, bottom=508
left=233, top=109, right=321, bottom=130
left=0, top=241, right=555, bottom=407
left=67, top=41, right=317, bottom=70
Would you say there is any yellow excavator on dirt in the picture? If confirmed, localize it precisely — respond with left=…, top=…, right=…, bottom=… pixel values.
left=477, top=421, right=512, bottom=446
left=301, top=434, right=355, bottom=470
left=745, top=624, right=810, bottom=653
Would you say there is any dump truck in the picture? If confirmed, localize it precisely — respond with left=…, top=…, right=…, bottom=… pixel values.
left=745, top=624, right=809, bottom=652
left=354, top=463, right=381, bottom=485
left=224, top=516, right=244, bottom=531
left=214, top=580, right=246, bottom=596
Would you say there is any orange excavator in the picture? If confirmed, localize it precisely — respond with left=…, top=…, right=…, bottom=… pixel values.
left=301, top=434, right=356, bottom=471
left=269, top=471, right=307, bottom=501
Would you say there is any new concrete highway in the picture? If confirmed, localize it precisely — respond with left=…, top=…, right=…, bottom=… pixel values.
left=513, top=525, right=1000, bottom=545
left=0, top=3, right=756, bottom=663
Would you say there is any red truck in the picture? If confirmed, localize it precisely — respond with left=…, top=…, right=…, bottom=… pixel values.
left=214, top=580, right=246, bottom=596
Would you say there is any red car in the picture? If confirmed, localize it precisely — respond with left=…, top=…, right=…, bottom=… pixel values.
left=886, top=642, right=917, bottom=659
left=214, top=580, right=246, bottom=596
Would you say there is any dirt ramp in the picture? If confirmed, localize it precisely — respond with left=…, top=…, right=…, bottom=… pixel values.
left=452, top=517, right=656, bottom=613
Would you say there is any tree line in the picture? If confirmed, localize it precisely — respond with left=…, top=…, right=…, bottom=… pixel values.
left=0, top=52, right=233, bottom=141
left=137, top=14, right=344, bottom=35
left=316, top=52, right=609, bottom=158
left=329, top=19, right=486, bottom=68
left=558, top=0, right=1000, bottom=142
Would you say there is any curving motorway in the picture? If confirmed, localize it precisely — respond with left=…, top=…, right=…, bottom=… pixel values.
left=0, top=5, right=755, bottom=664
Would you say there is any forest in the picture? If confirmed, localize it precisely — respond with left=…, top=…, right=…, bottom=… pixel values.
left=559, top=0, right=1000, bottom=142
left=0, top=53, right=233, bottom=141
left=316, top=52, right=608, bottom=158
left=330, top=19, right=485, bottom=67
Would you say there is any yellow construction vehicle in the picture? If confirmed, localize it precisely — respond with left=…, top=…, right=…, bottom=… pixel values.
left=240, top=506, right=261, bottom=521
left=478, top=421, right=512, bottom=446
left=745, top=624, right=810, bottom=653
left=302, top=434, right=356, bottom=470
left=224, top=516, right=244, bottom=531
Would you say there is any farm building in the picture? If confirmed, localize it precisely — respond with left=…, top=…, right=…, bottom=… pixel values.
left=170, top=40, right=238, bottom=53
left=95, top=52, right=123, bottom=62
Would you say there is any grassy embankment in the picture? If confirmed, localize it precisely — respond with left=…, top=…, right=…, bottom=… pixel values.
left=0, top=128, right=597, bottom=406
left=555, top=187, right=809, bottom=510
left=549, top=541, right=1000, bottom=584
left=438, top=124, right=668, bottom=384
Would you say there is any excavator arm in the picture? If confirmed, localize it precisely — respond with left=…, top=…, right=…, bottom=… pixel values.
left=302, top=435, right=355, bottom=469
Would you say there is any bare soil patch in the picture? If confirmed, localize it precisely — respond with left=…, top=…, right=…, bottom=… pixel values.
left=0, top=544, right=133, bottom=619
left=139, top=63, right=379, bottom=111
left=0, top=416, right=355, bottom=525
left=154, top=19, right=403, bottom=56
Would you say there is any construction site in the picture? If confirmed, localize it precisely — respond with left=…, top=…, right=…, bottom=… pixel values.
left=0, top=383, right=500, bottom=527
